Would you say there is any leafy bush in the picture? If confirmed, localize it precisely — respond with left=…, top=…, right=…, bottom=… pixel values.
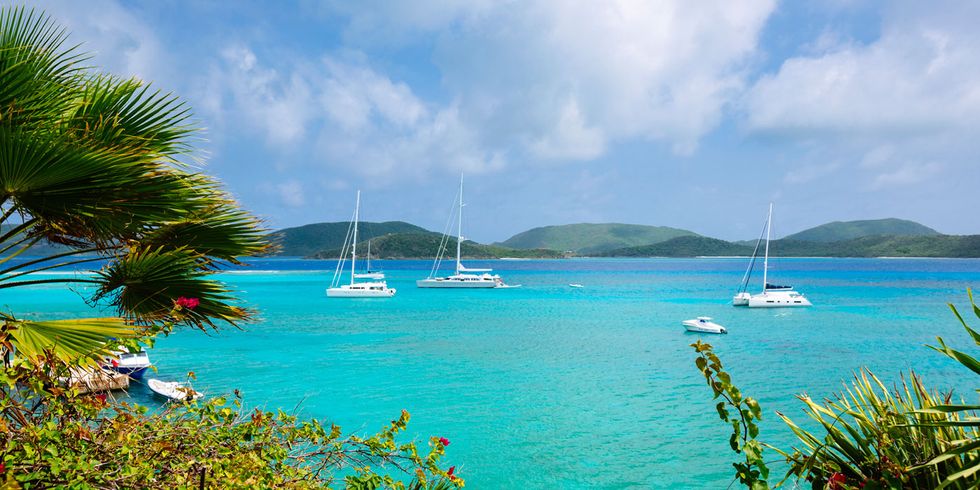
left=693, top=291, right=980, bottom=489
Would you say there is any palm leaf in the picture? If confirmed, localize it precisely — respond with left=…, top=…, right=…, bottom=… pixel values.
left=3, top=315, right=135, bottom=364
left=94, top=246, right=252, bottom=329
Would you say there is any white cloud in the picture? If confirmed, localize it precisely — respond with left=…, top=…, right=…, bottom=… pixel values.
left=746, top=3, right=980, bottom=136
left=870, top=161, right=943, bottom=190
left=330, top=0, right=776, bottom=160
left=31, top=0, right=171, bottom=86
left=745, top=2, right=980, bottom=192
left=276, top=180, right=306, bottom=208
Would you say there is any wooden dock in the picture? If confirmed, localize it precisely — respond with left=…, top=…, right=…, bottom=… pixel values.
left=65, top=366, right=130, bottom=393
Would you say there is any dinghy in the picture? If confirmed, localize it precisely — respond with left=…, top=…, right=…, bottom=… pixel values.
left=147, top=378, right=202, bottom=402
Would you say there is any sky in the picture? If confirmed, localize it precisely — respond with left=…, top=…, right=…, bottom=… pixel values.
left=17, top=0, right=980, bottom=242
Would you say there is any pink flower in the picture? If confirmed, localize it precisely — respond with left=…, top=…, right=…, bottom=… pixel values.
left=828, top=472, right=847, bottom=490
left=176, top=297, right=200, bottom=310
left=0, top=462, right=5, bottom=474
left=439, top=437, right=451, bottom=447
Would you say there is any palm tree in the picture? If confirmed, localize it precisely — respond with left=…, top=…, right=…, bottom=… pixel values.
left=0, top=7, right=270, bottom=364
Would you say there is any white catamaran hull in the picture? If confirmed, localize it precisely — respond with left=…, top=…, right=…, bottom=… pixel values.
left=327, top=283, right=397, bottom=297
left=746, top=290, right=812, bottom=308
left=416, top=277, right=499, bottom=288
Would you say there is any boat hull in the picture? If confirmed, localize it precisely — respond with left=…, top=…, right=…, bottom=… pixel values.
left=326, top=285, right=396, bottom=297
left=746, top=291, right=812, bottom=308
left=109, top=366, right=149, bottom=380
left=682, top=320, right=727, bottom=334
left=416, top=278, right=499, bottom=288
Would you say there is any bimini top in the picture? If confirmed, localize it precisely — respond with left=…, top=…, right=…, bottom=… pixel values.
left=764, top=283, right=793, bottom=290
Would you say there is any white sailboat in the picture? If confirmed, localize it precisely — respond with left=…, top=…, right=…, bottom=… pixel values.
left=354, top=240, right=385, bottom=280
left=417, top=175, right=514, bottom=289
left=327, top=191, right=396, bottom=298
left=733, top=203, right=812, bottom=308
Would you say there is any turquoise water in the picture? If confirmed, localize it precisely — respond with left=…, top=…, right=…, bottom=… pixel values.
left=4, top=258, right=980, bottom=488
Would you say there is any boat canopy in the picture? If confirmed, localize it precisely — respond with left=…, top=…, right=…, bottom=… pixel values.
left=765, top=283, right=793, bottom=290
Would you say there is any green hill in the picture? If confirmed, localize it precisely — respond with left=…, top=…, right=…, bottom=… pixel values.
left=271, top=221, right=430, bottom=256
left=599, top=234, right=980, bottom=258
left=770, top=235, right=980, bottom=257
left=783, top=218, right=939, bottom=242
left=312, top=232, right=564, bottom=259
left=497, top=223, right=699, bottom=254
left=600, top=236, right=753, bottom=257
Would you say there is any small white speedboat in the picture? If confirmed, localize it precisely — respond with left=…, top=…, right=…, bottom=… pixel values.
left=683, top=317, right=728, bottom=334
left=569, top=283, right=584, bottom=288
left=147, top=378, right=202, bottom=402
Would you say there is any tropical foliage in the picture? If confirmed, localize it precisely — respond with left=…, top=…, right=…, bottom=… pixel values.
left=693, top=291, right=980, bottom=489
left=0, top=7, right=461, bottom=487
left=692, top=341, right=770, bottom=489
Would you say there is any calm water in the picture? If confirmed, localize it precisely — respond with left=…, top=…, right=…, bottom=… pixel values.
left=4, top=258, right=980, bottom=488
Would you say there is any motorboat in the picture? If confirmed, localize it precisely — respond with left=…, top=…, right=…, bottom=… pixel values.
left=417, top=175, right=515, bottom=289
left=733, top=203, right=812, bottom=308
left=327, top=191, right=397, bottom=298
left=105, top=349, right=152, bottom=380
left=683, top=317, right=728, bottom=334
left=147, top=378, right=202, bottom=402
left=568, top=283, right=584, bottom=288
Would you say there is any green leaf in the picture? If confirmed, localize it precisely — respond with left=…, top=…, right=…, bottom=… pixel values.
left=4, top=315, right=135, bottom=363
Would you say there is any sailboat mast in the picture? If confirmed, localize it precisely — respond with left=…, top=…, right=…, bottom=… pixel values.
left=366, top=240, right=371, bottom=270
left=456, top=174, right=463, bottom=274
left=762, top=202, right=772, bottom=292
left=351, top=190, right=360, bottom=286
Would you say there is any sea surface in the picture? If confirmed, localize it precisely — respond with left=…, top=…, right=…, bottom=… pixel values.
left=4, top=257, right=980, bottom=488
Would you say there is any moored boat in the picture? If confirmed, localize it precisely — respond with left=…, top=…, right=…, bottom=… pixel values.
left=327, top=191, right=397, bottom=298
left=733, top=203, right=812, bottom=308
left=683, top=317, right=728, bottom=334
left=147, top=378, right=202, bottom=402
left=105, top=350, right=152, bottom=380
left=417, top=175, right=516, bottom=289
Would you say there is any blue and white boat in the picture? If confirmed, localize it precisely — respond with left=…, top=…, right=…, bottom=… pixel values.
left=106, top=350, right=152, bottom=380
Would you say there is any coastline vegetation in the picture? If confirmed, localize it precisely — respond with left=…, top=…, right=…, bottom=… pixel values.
left=0, top=7, right=459, bottom=488
left=694, top=291, right=980, bottom=489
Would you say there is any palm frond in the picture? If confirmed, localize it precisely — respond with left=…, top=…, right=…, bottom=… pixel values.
left=1, top=314, right=135, bottom=364
left=94, top=246, right=251, bottom=329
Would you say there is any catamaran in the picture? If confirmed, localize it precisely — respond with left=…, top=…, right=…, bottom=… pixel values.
left=354, top=240, right=385, bottom=280
left=733, top=203, right=812, bottom=308
left=326, top=191, right=396, bottom=298
left=417, top=175, right=514, bottom=288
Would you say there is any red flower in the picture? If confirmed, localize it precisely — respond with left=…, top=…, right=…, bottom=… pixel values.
left=111, top=359, right=119, bottom=367
left=439, top=437, right=451, bottom=447
left=0, top=462, right=5, bottom=474
left=446, top=466, right=455, bottom=478
left=95, top=393, right=107, bottom=403
left=828, top=472, right=847, bottom=490
left=176, top=297, right=200, bottom=310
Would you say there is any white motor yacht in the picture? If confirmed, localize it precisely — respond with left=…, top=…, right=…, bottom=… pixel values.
left=683, top=317, right=728, bottom=334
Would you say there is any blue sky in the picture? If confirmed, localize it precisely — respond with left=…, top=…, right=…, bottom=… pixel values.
left=21, top=0, right=980, bottom=242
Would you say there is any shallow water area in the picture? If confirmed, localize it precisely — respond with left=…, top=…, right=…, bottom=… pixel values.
left=4, top=257, right=979, bottom=488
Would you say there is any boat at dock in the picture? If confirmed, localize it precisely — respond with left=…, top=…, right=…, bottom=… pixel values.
left=105, top=349, right=152, bottom=380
